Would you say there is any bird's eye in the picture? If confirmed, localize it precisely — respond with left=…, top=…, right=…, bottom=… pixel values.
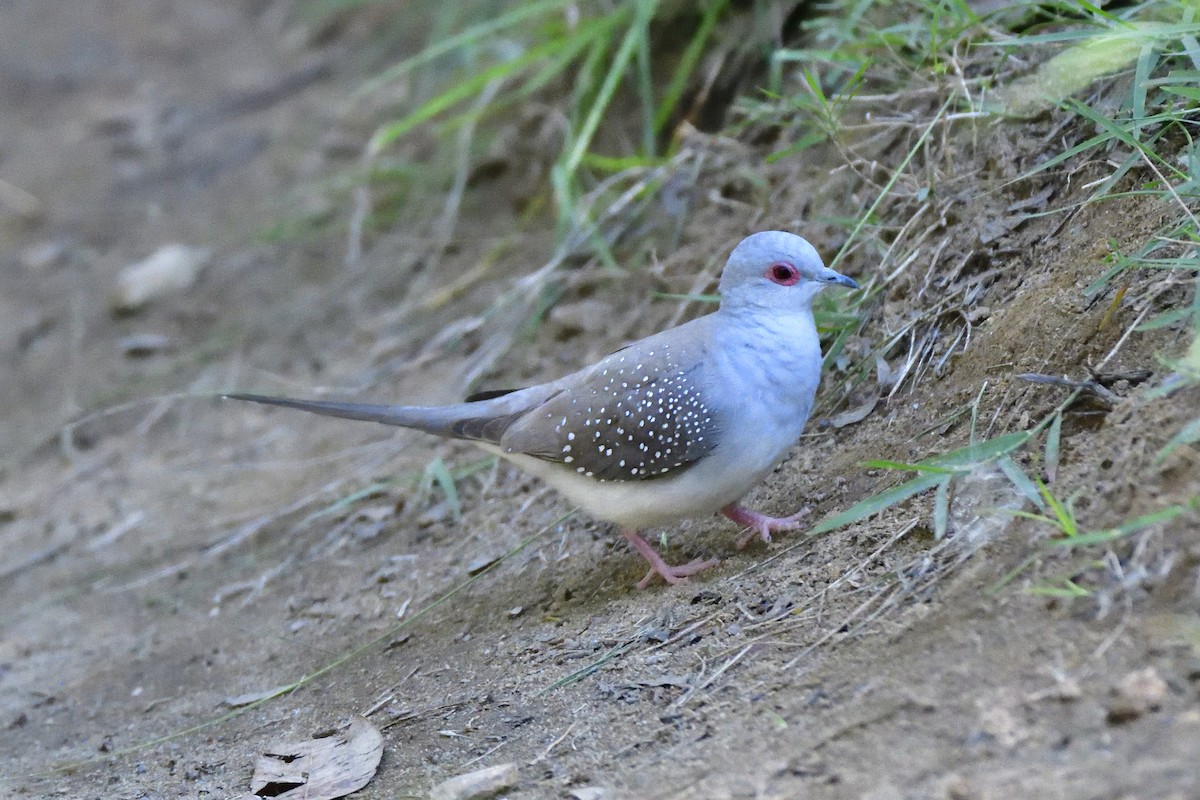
left=765, top=262, right=800, bottom=286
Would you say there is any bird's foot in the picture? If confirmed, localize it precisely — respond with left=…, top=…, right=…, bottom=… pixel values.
left=720, top=505, right=811, bottom=549
left=622, top=529, right=719, bottom=590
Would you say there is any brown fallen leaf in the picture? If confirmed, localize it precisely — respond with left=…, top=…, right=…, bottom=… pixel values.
left=245, top=715, right=383, bottom=799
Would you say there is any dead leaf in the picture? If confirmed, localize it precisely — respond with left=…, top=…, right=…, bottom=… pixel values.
left=430, top=762, right=519, bottom=800
left=875, top=354, right=899, bottom=390
left=828, top=394, right=878, bottom=429
left=247, top=715, right=383, bottom=799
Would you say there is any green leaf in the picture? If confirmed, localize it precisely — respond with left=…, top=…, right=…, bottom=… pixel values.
left=563, top=0, right=657, bottom=174
left=997, top=456, right=1045, bottom=509
left=1039, top=477, right=1077, bottom=537
left=862, top=459, right=956, bottom=475
left=1161, top=85, right=1200, bottom=100
left=1053, top=499, right=1198, bottom=547
left=1136, top=306, right=1196, bottom=331
left=1027, top=580, right=1091, bottom=597
left=926, top=431, right=1031, bottom=470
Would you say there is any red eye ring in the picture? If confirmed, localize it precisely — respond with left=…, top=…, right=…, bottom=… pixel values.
left=765, top=262, right=800, bottom=286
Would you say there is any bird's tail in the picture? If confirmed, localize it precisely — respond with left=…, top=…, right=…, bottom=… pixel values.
left=223, top=393, right=470, bottom=438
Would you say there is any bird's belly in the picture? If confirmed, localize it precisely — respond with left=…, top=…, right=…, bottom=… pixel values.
left=492, top=433, right=791, bottom=530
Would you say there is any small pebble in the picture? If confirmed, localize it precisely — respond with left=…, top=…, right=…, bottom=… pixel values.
left=1107, top=666, right=1168, bottom=723
left=570, top=789, right=610, bottom=800
left=118, top=333, right=172, bottom=358
left=110, top=244, right=210, bottom=312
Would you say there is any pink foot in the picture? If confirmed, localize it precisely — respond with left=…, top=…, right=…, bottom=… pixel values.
left=720, top=504, right=811, bottom=549
left=622, top=529, right=719, bottom=589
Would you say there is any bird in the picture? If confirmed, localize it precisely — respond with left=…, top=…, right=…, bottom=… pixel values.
left=226, top=231, right=858, bottom=588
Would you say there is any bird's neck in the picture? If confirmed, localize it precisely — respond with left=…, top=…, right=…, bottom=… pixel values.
left=712, top=305, right=823, bottom=388
left=717, top=303, right=819, bottom=348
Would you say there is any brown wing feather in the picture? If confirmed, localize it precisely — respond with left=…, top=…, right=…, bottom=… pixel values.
left=499, top=350, right=720, bottom=482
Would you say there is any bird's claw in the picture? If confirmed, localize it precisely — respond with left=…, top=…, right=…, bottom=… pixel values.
left=636, top=556, right=721, bottom=590
left=722, top=505, right=811, bottom=549
left=623, top=529, right=719, bottom=589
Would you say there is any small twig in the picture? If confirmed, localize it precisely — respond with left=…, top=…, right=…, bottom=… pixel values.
left=1015, top=373, right=1120, bottom=406
left=529, top=721, right=576, bottom=765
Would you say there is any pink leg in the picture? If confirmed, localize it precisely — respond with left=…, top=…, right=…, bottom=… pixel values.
left=720, top=504, right=811, bottom=549
left=622, top=529, right=719, bottom=590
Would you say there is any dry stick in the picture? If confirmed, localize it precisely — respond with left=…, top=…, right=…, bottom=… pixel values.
left=829, top=95, right=956, bottom=280
left=529, top=721, right=577, bottom=766
left=1137, top=146, right=1200, bottom=231
left=461, top=741, right=509, bottom=769
left=877, top=200, right=930, bottom=280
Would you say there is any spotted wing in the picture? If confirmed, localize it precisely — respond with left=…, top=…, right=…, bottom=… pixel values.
left=498, top=349, right=721, bottom=482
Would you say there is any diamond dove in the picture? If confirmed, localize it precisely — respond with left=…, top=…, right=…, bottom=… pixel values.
left=226, top=231, right=858, bottom=588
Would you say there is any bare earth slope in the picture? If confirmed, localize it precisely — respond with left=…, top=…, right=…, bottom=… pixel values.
left=1, top=3, right=1197, bottom=798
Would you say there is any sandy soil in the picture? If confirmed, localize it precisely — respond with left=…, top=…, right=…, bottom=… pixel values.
left=2, top=2, right=1198, bottom=799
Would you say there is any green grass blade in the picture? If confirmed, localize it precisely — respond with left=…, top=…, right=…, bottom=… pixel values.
left=563, top=0, right=657, bottom=174
left=862, top=459, right=957, bottom=474
left=809, top=472, right=946, bottom=536
left=1027, top=579, right=1091, bottom=597
left=997, top=456, right=1045, bottom=509
left=427, top=457, right=462, bottom=520
left=1157, top=417, right=1200, bottom=463
left=1037, top=477, right=1076, bottom=537
left=653, top=0, right=728, bottom=133
left=1052, top=499, right=1198, bottom=547
left=926, top=431, right=1031, bottom=470
left=1045, top=410, right=1062, bottom=482
left=355, top=0, right=572, bottom=97
left=370, top=36, right=566, bottom=152
left=1069, top=98, right=1188, bottom=181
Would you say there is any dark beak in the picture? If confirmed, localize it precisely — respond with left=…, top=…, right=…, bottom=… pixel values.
left=823, top=270, right=859, bottom=290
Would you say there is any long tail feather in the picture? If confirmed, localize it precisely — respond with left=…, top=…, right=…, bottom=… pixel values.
left=223, top=393, right=427, bottom=428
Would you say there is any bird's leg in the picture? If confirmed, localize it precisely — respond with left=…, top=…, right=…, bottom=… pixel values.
left=621, top=529, right=719, bottom=589
left=720, top=504, right=811, bottom=549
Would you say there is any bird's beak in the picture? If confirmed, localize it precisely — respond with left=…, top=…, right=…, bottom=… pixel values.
left=822, top=269, right=859, bottom=290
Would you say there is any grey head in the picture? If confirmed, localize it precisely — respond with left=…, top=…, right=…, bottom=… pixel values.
left=717, top=231, right=858, bottom=313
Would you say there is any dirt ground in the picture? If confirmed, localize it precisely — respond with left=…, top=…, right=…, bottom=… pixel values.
left=2, top=2, right=1199, bottom=799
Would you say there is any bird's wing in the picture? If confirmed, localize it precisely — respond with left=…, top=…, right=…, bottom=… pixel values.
left=498, top=337, right=721, bottom=482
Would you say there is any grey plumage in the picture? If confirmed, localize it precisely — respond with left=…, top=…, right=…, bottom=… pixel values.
left=227, top=230, right=859, bottom=587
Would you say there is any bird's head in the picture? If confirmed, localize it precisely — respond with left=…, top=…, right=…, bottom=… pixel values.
left=717, top=231, right=858, bottom=313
